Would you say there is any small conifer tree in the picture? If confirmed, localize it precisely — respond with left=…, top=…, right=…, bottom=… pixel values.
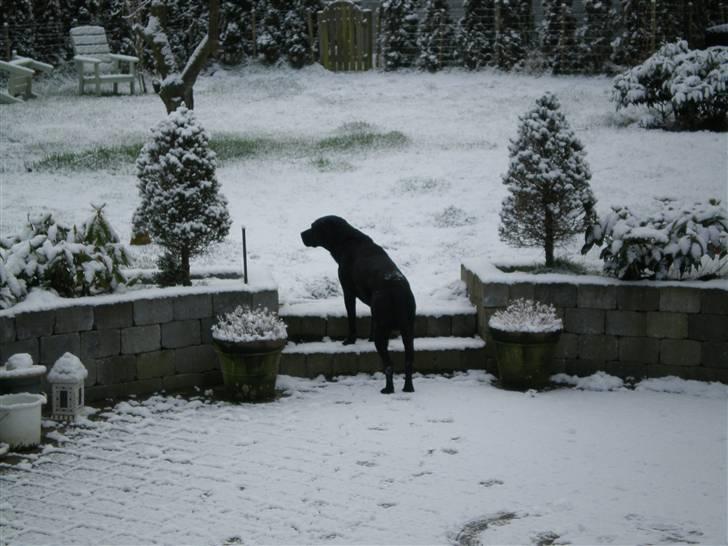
left=378, top=0, right=420, bottom=70
left=282, top=1, right=310, bottom=68
left=499, top=93, right=596, bottom=267
left=135, top=107, right=232, bottom=286
left=417, top=0, right=456, bottom=72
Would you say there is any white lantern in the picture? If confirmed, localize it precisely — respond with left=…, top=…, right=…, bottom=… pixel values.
left=47, top=353, right=88, bottom=421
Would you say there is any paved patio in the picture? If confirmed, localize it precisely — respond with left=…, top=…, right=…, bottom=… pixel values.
left=1, top=372, right=726, bottom=545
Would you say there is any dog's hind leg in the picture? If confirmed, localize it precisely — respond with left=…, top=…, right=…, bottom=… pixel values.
left=402, top=331, right=415, bottom=393
left=374, top=328, right=394, bottom=394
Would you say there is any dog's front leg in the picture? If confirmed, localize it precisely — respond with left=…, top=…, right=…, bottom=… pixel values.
left=342, top=288, right=357, bottom=345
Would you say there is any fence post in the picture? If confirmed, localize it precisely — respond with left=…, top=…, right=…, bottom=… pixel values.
left=559, top=2, right=566, bottom=69
left=251, top=7, right=257, bottom=58
left=307, top=10, right=316, bottom=63
left=650, top=0, right=656, bottom=54
left=3, top=23, right=10, bottom=61
left=494, top=1, right=501, bottom=66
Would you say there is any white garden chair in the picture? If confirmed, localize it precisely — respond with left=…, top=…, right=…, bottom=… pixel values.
left=70, top=25, right=139, bottom=95
left=0, top=55, right=53, bottom=104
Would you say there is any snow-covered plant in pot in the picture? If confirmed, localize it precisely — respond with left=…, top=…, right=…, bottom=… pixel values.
left=211, top=306, right=288, bottom=402
left=488, top=299, right=563, bottom=391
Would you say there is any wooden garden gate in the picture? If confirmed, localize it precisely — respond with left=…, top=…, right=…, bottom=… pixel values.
left=317, top=0, right=374, bottom=71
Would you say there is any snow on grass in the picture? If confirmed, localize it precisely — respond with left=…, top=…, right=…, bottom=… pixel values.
left=1, top=65, right=725, bottom=309
left=0, top=372, right=725, bottom=545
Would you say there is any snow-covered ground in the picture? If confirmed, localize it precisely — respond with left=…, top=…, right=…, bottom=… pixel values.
left=1, top=372, right=726, bottom=545
left=1, top=65, right=725, bottom=309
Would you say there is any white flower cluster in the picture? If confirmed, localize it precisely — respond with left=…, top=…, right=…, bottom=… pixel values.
left=0, top=204, right=131, bottom=309
left=488, top=298, right=563, bottom=333
left=582, top=199, right=728, bottom=280
left=211, top=305, right=288, bottom=343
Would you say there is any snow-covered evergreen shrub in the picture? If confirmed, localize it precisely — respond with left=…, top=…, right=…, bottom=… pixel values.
left=540, top=0, right=578, bottom=74
left=1, top=0, right=35, bottom=58
left=610, top=0, right=650, bottom=67
left=582, top=199, right=728, bottom=280
left=458, top=0, right=494, bottom=70
left=576, top=0, right=613, bottom=73
left=493, top=0, right=529, bottom=71
left=379, top=0, right=420, bottom=70
left=488, top=299, right=563, bottom=333
left=0, top=205, right=131, bottom=309
left=135, top=107, right=232, bottom=286
left=212, top=305, right=287, bottom=342
left=498, top=92, right=597, bottom=267
left=417, top=0, right=456, bottom=72
left=283, top=3, right=310, bottom=68
left=612, top=40, right=728, bottom=130
left=256, top=0, right=285, bottom=64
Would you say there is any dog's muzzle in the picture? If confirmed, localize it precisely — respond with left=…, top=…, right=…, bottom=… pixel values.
left=301, top=229, right=316, bottom=247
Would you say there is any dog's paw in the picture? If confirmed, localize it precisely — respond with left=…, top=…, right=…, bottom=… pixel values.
left=402, top=384, right=415, bottom=393
left=380, top=385, right=395, bottom=394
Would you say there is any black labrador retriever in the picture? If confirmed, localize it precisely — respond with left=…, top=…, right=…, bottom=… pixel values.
left=301, top=216, right=416, bottom=394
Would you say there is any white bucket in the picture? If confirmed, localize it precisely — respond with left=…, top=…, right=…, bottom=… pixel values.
left=0, top=393, right=46, bottom=448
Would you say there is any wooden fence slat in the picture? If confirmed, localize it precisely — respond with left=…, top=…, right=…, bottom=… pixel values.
left=316, top=0, right=373, bottom=72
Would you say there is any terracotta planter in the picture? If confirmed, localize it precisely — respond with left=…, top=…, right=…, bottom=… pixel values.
left=489, top=327, right=561, bottom=390
left=212, top=337, right=286, bottom=402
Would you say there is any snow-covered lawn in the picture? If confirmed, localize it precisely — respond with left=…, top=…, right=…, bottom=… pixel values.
left=1, top=66, right=725, bottom=307
left=1, top=372, right=726, bottom=545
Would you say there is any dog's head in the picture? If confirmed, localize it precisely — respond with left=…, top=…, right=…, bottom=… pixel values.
left=301, top=216, right=368, bottom=255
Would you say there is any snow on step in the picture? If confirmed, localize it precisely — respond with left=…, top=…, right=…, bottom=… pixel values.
left=284, top=336, right=486, bottom=354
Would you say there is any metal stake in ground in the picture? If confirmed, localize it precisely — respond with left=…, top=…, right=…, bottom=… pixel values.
left=242, top=226, right=248, bottom=284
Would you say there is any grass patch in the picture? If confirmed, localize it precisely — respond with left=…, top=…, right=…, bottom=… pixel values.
left=497, top=258, right=589, bottom=276
left=32, top=124, right=409, bottom=172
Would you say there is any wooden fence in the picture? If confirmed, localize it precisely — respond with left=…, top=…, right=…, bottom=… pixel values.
left=318, top=0, right=374, bottom=71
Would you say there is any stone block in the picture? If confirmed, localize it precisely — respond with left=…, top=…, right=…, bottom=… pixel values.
left=212, top=291, right=253, bottom=316
left=700, top=289, right=728, bottom=315
left=80, top=329, right=120, bottom=360
left=534, top=283, right=577, bottom=308
left=461, top=347, right=488, bottom=371
left=555, top=333, right=579, bottom=359
left=482, top=283, right=509, bottom=308
left=15, top=310, right=55, bottom=340
left=0, top=338, right=39, bottom=366
left=54, top=306, right=94, bottom=334
left=606, top=310, right=646, bottom=337
left=133, top=297, right=174, bottom=326
left=564, top=308, right=604, bottom=335
left=509, top=282, right=535, bottom=302
left=200, top=317, right=215, bottom=345
left=357, top=351, right=381, bottom=374
left=659, top=339, right=701, bottom=366
left=251, top=289, right=278, bottom=312
left=619, top=337, right=659, bottom=364
left=460, top=265, right=474, bottom=294
left=659, top=287, right=700, bottom=313
left=326, top=316, right=349, bottom=339
left=648, top=364, right=728, bottom=383
left=173, top=294, right=212, bottom=321
left=40, top=333, right=81, bottom=366
left=688, top=314, right=728, bottom=342
left=174, top=345, right=218, bottom=374
left=578, top=335, right=618, bottom=361
left=162, top=371, right=222, bottom=392
left=617, top=286, right=659, bottom=311
left=83, top=359, right=97, bottom=387
left=452, top=314, right=477, bottom=337
left=646, top=312, right=688, bottom=339
left=121, top=325, right=161, bottom=354
left=95, top=302, right=133, bottom=330
left=162, top=320, right=201, bottom=349
left=307, top=353, right=334, bottom=378
left=287, top=316, right=326, bottom=340
left=96, top=355, right=137, bottom=385
left=577, top=285, right=617, bottom=310
left=279, top=353, right=307, bottom=377
left=414, top=316, right=428, bottom=338
left=564, top=358, right=609, bottom=377
left=426, top=316, right=451, bottom=337
left=0, top=316, right=15, bottom=344
left=702, top=342, right=728, bottom=368
left=331, top=353, right=358, bottom=376
left=468, top=279, right=483, bottom=307
left=136, top=350, right=175, bottom=380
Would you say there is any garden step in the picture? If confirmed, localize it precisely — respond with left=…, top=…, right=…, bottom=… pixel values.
left=279, top=336, right=486, bottom=378
left=279, top=298, right=478, bottom=341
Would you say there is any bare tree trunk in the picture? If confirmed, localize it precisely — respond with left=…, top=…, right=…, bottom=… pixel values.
left=544, top=209, right=555, bottom=268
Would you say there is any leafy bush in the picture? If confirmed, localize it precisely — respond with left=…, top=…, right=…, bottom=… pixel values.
left=582, top=198, right=728, bottom=280
left=488, top=299, right=563, bottom=333
left=612, top=41, right=728, bottom=130
left=212, top=306, right=288, bottom=343
left=0, top=204, right=132, bottom=309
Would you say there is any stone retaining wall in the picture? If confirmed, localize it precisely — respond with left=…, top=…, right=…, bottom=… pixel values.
left=0, top=285, right=278, bottom=401
left=461, top=261, right=728, bottom=383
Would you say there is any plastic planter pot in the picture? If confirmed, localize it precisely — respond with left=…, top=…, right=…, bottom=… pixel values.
left=0, top=393, right=46, bottom=448
left=489, top=327, right=561, bottom=390
left=212, top=338, right=286, bottom=402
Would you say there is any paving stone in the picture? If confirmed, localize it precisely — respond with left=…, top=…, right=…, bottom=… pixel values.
left=659, top=287, right=700, bottom=313
left=534, top=283, right=577, bottom=308
left=133, top=298, right=174, bottom=326
left=617, top=286, right=659, bottom=311
left=700, top=289, right=728, bottom=315
left=659, top=339, right=701, bottom=366
left=0, top=338, right=39, bottom=366
left=174, top=345, right=218, bottom=374
left=54, top=306, right=94, bottom=334
left=15, top=310, right=55, bottom=340
left=162, top=320, right=201, bottom=349
left=482, top=283, right=509, bottom=308
left=40, top=333, right=81, bottom=366
left=606, top=310, right=646, bottom=337
left=577, top=285, right=617, bottom=310
left=619, top=337, right=659, bottom=364
left=173, top=294, right=213, bottom=321
left=121, top=325, right=161, bottom=354
left=0, top=316, right=16, bottom=343
left=137, top=350, right=176, bottom=380
left=212, top=291, right=253, bottom=316
left=95, top=302, right=133, bottom=330
left=688, top=314, right=728, bottom=342
left=702, top=342, right=728, bottom=368
left=646, top=312, right=688, bottom=339
left=80, top=329, right=120, bottom=360
left=96, top=355, right=137, bottom=385
left=564, top=308, right=604, bottom=335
